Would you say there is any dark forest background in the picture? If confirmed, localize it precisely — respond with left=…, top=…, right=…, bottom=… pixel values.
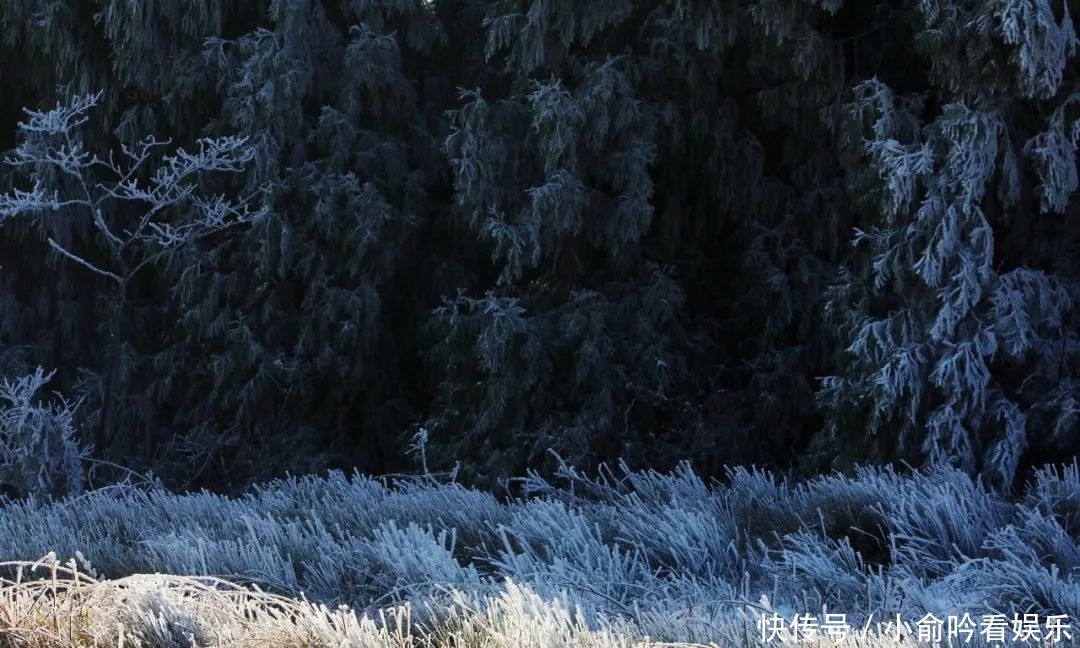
left=0, top=0, right=1078, bottom=498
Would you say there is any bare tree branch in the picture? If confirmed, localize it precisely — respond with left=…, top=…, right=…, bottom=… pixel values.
left=46, top=239, right=122, bottom=285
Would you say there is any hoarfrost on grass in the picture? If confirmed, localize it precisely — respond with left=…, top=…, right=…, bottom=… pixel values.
left=2, top=460, right=1080, bottom=645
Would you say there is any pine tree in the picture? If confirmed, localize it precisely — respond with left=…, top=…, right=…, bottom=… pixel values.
left=427, top=0, right=859, bottom=479
left=817, top=1, right=1080, bottom=489
left=144, top=0, right=467, bottom=484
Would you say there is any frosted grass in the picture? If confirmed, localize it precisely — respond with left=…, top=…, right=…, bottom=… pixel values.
left=1, top=460, right=1079, bottom=645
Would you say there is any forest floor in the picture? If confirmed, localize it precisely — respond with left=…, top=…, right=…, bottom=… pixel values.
left=0, top=461, right=1077, bottom=647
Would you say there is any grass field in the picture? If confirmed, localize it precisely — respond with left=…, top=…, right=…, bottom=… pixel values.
left=1, top=459, right=1078, bottom=646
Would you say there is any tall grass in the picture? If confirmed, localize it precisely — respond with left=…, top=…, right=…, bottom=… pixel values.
left=1, top=460, right=1078, bottom=646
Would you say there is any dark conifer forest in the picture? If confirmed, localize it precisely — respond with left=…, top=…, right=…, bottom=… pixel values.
left=0, top=0, right=1078, bottom=500
left=5, top=3, right=1080, bottom=646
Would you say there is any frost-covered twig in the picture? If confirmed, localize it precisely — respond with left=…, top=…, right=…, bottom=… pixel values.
left=0, top=91, right=267, bottom=291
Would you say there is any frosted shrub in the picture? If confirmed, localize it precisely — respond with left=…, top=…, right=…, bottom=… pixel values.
left=0, top=367, right=87, bottom=499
